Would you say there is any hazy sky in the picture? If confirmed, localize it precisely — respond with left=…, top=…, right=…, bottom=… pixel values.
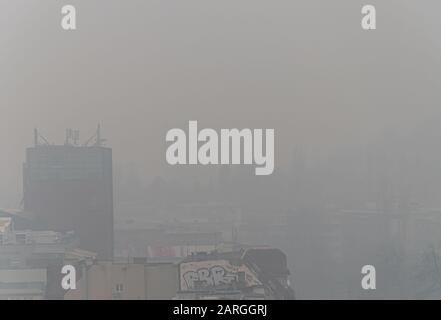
left=1, top=0, right=441, bottom=206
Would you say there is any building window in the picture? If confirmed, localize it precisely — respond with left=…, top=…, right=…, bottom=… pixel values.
left=113, top=283, right=124, bottom=299
left=115, top=283, right=124, bottom=293
left=16, top=233, right=27, bottom=245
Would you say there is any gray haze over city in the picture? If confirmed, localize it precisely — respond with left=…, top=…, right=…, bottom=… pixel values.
left=1, top=0, right=441, bottom=299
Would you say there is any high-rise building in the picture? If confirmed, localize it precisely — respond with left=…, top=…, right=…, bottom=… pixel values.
left=23, top=127, right=114, bottom=259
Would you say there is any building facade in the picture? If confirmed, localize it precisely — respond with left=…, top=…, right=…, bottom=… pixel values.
left=23, top=143, right=114, bottom=260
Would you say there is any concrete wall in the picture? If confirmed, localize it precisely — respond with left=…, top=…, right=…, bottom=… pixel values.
left=145, top=263, right=178, bottom=300
left=65, top=262, right=145, bottom=300
left=65, top=262, right=178, bottom=300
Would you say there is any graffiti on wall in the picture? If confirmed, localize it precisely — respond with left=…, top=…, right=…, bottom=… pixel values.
left=180, top=259, right=261, bottom=291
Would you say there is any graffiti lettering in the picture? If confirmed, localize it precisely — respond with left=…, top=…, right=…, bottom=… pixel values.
left=183, top=266, right=238, bottom=289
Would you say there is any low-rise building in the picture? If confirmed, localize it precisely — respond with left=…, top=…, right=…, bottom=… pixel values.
left=64, top=260, right=179, bottom=300
left=0, top=268, right=47, bottom=300
left=0, top=217, right=80, bottom=299
left=175, top=247, right=294, bottom=300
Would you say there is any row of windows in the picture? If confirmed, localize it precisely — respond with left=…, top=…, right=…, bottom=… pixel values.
left=0, top=282, right=45, bottom=290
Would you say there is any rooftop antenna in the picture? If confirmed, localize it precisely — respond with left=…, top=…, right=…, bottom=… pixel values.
left=65, top=129, right=80, bottom=146
left=96, top=124, right=102, bottom=146
left=83, top=124, right=106, bottom=147
left=34, top=128, right=50, bottom=147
